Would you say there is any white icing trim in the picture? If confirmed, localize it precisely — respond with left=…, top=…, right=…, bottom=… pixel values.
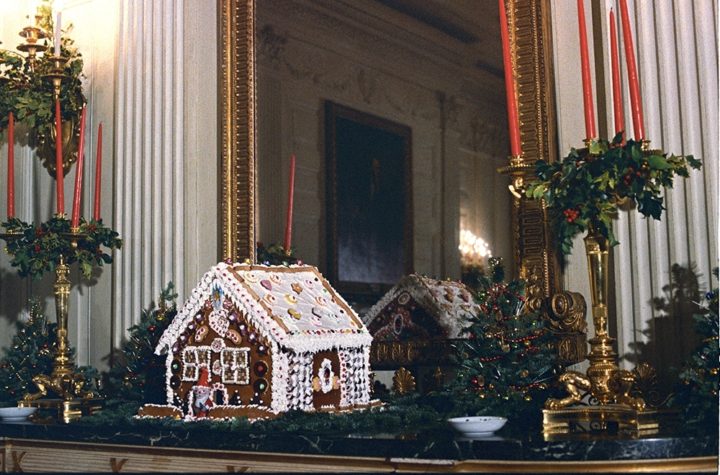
left=220, top=347, right=250, bottom=385
left=156, top=263, right=372, bottom=355
left=317, top=358, right=335, bottom=394
left=364, top=274, right=478, bottom=338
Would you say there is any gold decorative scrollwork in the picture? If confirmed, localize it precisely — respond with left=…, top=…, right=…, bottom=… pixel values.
left=220, top=0, right=256, bottom=262
left=392, top=367, right=416, bottom=396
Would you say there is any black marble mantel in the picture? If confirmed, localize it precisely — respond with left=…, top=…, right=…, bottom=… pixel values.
left=0, top=420, right=716, bottom=462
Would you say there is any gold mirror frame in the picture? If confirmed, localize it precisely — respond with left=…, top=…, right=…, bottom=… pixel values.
left=219, top=0, right=561, bottom=296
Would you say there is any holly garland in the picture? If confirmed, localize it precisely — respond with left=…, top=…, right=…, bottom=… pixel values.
left=0, top=300, right=97, bottom=404
left=102, top=284, right=177, bottom=403
left=2, top=216, right=122, bottom=280
left=256, top=242, right=300, bottom=266
left=526, top=135, right=701, bottom=255
left=453, top=258, right=559, bottom=421
left=672, top=268, right=719, bottom=433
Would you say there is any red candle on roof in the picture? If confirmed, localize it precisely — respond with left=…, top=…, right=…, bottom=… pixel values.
left=283, top=154, right=296, bottom=253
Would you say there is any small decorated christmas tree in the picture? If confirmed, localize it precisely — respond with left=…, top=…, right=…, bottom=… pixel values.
left=454, top=258, right=558, bottom=421
left=673, top=268, right=719, bottom=433
left=103, top=284, right=177, bottom=403
left=0, top=300, right=96, bottom=404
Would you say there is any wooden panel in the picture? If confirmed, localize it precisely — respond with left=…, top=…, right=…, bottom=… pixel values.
left=1, top=439, right=716, bottom=473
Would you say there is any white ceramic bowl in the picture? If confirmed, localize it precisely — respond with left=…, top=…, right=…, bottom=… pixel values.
left=448, top=416, right=507, bottom=437
left=0, top=406, right=37, bottom=423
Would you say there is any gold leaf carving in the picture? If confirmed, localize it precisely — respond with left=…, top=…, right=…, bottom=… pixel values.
left=392, top=367, right=416, bottom=396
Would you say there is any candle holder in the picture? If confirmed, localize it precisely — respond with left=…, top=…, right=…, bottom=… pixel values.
left=497, top=153, right=533, bottom=199
left=16, top=19, right=47, bottom=71
left=524, top=137, right=701, bottom=437
left=42, top=55, right=68, bottom=99
left=18, top=230, right=103, bottom=423
left=1, top=217, right=122, bottom=423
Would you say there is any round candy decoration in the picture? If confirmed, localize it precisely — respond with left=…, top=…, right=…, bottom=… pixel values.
left=257, top=344, right=268, bottom=355
left=260, top=279, right=273, bottom=291
left=227, top=329, right=242, bottom=345
left=254, top=378, right=268, bottom=393
left=254, top=361, right=268, bottom=376
left=288, top=308, right=302, bottom=320
left=171, top=359, right=181, bottom=374
left=269, top=273, right=282, bottom=284
left=291, top=282, right=303, bottom=294
left=284, top=294, right=298, bottom=305
left=170, top=375, right=181, bottom=389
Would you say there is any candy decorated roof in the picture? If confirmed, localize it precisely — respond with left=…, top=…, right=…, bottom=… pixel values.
left=363, top=274, right=478, bottom=338
left=156, top=262, right=371, bottom=354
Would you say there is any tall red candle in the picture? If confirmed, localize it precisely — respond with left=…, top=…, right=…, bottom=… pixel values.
left=577, top=0, right=597, bottom=140
left=609, top=10, right=625, bottom=139
left=7, top=112, right=15, bottom=219
left=619, top=0, right=644, bottom=140
left=71, top=106, right=87, bottom=229
left=93, top=122, right=103, bottom=221
left=55, top=99, right=64, bottom=215
left=283, top=154, right=296, bottom=253
left=498, top=0, right=522, bottom=156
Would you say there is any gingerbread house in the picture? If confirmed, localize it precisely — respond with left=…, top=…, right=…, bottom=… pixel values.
left=364, top=274, right=478, bottom=341
left=148, top=262, right=373, bottom=419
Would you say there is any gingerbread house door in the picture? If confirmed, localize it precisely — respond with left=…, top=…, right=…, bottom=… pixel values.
left=311, top=351, right=341, bottom=409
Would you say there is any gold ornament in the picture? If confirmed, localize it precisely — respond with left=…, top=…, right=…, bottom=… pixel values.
left=520, top=369, right=529, bottom=378
left=524, top=394, right=532, bottom=401
left=501, top=343, right=510, bottom=352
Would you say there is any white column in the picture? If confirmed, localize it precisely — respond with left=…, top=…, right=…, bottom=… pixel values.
left=112, top=0, right=185, bottom=349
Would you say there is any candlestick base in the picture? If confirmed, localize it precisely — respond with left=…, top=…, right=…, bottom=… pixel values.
left=498, top=154, right=532, bottom=199
left=18, top=397, right=104, bottom=424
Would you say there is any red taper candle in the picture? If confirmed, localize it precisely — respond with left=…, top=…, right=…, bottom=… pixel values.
left=55, top=99, right=64, bottom=215
left=71, top=105, right=87, bottom=229
left=7, top=112, right=15, bottom=219
left=609, top=9, right=625, bottom=140
left=577, top=0, right=597, bottom=140
left=619, top=0, right=644, bottom=140
left=283, top=154, right=296, bottom=253
left=93, top=122, right=103, bottom=221
left=498, top=0, right=522, bottom=156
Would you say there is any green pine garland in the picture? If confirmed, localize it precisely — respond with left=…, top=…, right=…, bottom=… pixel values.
left=256, top=242, right=300, bottom=266
left=452, top=258, right=559, bottom=422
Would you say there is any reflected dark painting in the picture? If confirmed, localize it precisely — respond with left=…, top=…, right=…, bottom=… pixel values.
left=325, top=102, right=412, bottom=294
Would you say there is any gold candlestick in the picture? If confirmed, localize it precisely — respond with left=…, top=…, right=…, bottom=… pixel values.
left=19, top=230, right=104, bottom=423
left=43, top=55, right=68, bottom=99
left=542, top=144, right=674, bottom=437
left=17, top=23, right=48, bottom=71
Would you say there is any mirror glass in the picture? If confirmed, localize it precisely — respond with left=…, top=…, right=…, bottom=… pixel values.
left=255, top=0, right=513, bottom=302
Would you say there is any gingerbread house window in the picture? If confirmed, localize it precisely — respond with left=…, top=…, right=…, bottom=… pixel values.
left=182, top=347, right=212, bottom=381
left=221, top=347, right=250, bottom=384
